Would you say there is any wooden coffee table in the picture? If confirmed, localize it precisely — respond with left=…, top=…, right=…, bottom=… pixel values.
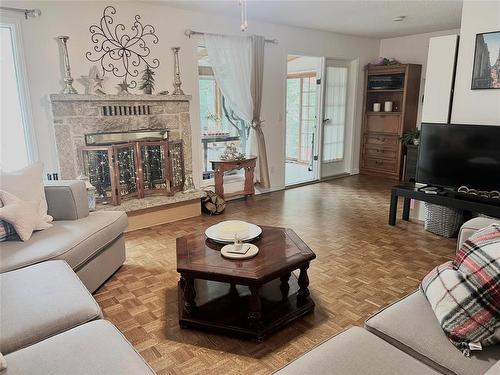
left=176, top=226, right=316, bottom=341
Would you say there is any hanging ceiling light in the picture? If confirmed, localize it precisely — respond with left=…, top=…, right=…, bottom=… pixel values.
left=239, top=0, right=248, bottom=32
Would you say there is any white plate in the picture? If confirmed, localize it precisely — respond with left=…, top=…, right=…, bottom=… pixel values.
left=205, top=221, right=262, bottom=244
left=221, top=244, right=259, bottom=260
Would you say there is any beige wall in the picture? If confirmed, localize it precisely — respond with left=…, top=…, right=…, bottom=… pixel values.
left=379, top=28, right=460, bottom=127
left=451, top=0, right=500, bottom=125
left=1, top=1, right=380, bottom=192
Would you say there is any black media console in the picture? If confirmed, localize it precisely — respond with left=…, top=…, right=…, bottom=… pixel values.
left=389, top=183, right=500, bottom=226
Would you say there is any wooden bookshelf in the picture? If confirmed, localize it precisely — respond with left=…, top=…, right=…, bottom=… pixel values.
left=359, top=64, right=422, bottom=180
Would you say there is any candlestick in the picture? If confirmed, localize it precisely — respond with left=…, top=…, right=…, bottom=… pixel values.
left=171, top=47, right=184, bottom=95
left=57, top=35, right=78, bottom=94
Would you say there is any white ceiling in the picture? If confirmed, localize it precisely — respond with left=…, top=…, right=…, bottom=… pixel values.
left=159, top=0, right=463, bottom=38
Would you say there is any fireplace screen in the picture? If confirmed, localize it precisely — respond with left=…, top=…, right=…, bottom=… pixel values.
left=79, top=140, right=184, bottom=205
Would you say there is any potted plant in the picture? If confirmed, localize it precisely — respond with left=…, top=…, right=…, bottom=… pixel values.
left=400, top=129, right=420, bottom=146
left=139, top=66, right=155, bottom=94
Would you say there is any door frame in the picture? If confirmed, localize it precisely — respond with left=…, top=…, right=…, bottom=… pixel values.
left=284, top=54, right=323, bottom=187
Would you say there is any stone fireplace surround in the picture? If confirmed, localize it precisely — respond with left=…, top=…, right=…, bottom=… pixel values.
left=49, top=94, right=205, bottom=222
left=50, top=93, right=193, bottom=180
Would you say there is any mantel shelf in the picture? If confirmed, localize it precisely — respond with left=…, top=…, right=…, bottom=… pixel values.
left=49, top=93, right=192, bottom=103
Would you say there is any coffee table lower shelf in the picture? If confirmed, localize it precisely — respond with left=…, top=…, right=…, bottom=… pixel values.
left=178, top=274, right=315, bottom=341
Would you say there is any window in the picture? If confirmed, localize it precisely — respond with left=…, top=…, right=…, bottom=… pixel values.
left=322, top=66, right=348, bottom=162
left=0, top=21, right=34, bottom=170
left=286, top=73, right=317, bottom=163
left=198, top=47, right=250, bottom=180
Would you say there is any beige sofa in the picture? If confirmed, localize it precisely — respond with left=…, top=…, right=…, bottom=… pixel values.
left=0, top=180, right=127, bottom=293
left=275, top=217, right=500, bottom=375
left=0, top=260, right=154, bottom=374
left=0, top=181, right=153, bottom=373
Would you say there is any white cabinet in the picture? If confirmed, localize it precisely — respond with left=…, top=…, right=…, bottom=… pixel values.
left=421, top=35, right=459, bottom=124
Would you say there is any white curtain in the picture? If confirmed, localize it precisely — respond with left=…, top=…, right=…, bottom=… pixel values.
left=204, top=33, right=253, bottom=123
left=204, top=33, right=271, bottom=188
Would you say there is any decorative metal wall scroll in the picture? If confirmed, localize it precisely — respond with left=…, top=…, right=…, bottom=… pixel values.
left=57, top=35, right=78, bottom=94
left=85, top=6, right=160, bottom=89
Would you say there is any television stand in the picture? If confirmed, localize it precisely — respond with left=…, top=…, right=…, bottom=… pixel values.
left=389, top=183, right=500, bottom=226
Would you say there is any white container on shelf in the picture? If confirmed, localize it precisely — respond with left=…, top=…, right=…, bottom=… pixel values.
left=384, top=101, right=393, bottom=112
left=373, top=103, right=381, bottom=112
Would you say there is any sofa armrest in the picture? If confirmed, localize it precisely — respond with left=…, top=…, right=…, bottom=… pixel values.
left=457, top=217, right=499, bottom=252
left=44, top=180, right=89, bottom=220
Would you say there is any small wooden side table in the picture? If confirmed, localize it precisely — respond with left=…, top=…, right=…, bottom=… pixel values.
left=210, top=156, right=257, bottom=199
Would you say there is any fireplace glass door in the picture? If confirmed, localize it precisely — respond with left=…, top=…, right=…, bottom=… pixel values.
left=79, top=140, right=185, bottom=206
left=139, top=141, right=170, bottom=196
left=113, top=144, right=139, bottom=203
left=169, top=141, right=185, bottom=193
left=80, top=146, right=115, bottom=205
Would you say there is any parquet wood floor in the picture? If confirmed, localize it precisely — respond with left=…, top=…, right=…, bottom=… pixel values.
left=94, top=175, right=456, bottom=375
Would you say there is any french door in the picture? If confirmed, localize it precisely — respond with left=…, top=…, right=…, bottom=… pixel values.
left=320, top=59, right=349, bottom=178
left=285, top=65, right=321, bottom=186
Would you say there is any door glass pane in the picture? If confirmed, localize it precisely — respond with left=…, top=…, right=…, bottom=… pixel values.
left=300, top=76, right=316, bottom=163
left=0, top=26, right=30, bottom=170
left=322, top=66, right=348, bottom=162
left=286, top=78, right=300, bottom=160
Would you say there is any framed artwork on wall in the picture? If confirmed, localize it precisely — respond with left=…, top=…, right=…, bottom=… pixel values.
left=471, top=30, right=500, bottom=89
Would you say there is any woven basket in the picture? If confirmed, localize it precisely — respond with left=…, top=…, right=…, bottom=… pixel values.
left=424, top=203, right=464, bottom=238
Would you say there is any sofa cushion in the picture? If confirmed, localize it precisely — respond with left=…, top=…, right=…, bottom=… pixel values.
left=484, top=361, right=500, bottom=374
left=273, top=326, right=440, bottom=375
left=365, top=290, right=500, bottom=375
left=44, top=181, right=90, bottom=220
left=4, top=320, right=155, bottom=375
left=0, top=210, right=127, bottom=273
left=0, top=260, right=102, bottom=354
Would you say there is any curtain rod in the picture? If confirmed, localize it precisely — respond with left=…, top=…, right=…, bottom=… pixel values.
left=184, top=29, right=278, bottom=44
left=0, top=6, right=42, bottom=19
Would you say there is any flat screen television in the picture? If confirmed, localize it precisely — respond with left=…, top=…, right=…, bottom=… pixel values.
left=416, top=123, right=500, bottom=191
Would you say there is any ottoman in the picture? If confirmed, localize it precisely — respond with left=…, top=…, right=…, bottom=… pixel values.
left=3, top=320, right=155, bottom=374
left=0, top=260, right=102, bottom=354
left=273, top=326, right=440, bottom=375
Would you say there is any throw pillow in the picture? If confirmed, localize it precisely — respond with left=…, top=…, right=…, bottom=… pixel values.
left=0, top=199, right=17, bottom=241
left=0, top=162, right=52, bottom=226
left=421, top=224, right=500, bottom=355
left=0, top=351, right=6, bottom=370
left=0, top=190, right=52, bottom=241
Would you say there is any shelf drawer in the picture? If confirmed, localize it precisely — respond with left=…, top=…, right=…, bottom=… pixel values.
left=364, top=145, right=398, bottom=160
left=364, top=134, right=399, bottom=147
left=364, top=157, right=397, bottom=173
left=365, top=114, right=400, bottom=133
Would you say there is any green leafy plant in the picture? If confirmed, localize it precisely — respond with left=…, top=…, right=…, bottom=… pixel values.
left=139, top=66, right=155, bottom=94
left=400, top=129, right=420, bottom=145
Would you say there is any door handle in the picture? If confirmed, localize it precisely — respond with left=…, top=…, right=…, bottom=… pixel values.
left=322, top=118, right=330, bottom=124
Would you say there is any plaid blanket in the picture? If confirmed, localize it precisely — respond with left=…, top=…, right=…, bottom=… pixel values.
left=0, top=199, right=17, bottom=241
left=421, top=223, right=500, bottom=355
